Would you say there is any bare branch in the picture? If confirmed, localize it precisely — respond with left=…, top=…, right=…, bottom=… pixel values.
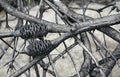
left=79, top=33, right=92, bottom=77
left=9, top=55, right=45, bottom=77
left=90, top=44, right=120, bottom=77
left=0, top=0, right=120, bottom=36
left=98, top=27, right=120, bottom=43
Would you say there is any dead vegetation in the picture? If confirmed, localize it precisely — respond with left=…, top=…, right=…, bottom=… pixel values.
left=0, top=0, right=120, bottom=77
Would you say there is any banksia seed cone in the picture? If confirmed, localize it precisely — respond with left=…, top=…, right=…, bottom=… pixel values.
left=25, top=40, right=54, bottom=57
left=19, top=23, right=48, bottom=39
left=0, top=23, right=48, bottom=39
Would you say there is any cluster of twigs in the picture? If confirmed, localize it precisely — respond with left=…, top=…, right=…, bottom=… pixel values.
left=0, top=0, right=120, bottom=77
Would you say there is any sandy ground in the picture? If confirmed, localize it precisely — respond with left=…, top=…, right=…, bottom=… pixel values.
left=0, top=2, right=120, bottom=77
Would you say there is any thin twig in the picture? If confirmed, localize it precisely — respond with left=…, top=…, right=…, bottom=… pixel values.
left=75, top=37, right=99, bottom=67
left=89, top=32, right=117, bottom=62
left=39, top=60, right=56, bottom=76
left=48, top=55, right=59, bottom=77
left=1, top=0, right=120, bottom=35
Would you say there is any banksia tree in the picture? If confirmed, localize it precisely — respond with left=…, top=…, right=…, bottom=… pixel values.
left=0, top=0, right=120, bottom=77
